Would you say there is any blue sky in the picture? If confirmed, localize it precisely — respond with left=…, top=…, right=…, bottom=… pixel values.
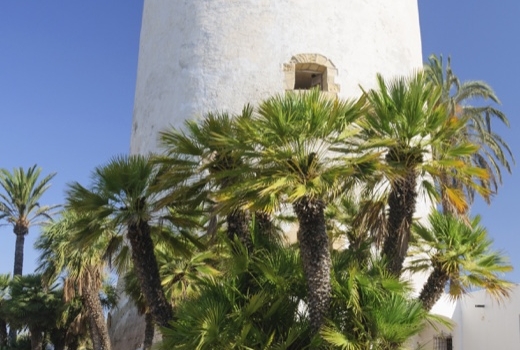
left=1, top=1, right=519, bottom=282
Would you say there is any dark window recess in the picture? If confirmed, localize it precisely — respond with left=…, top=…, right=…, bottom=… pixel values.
left=294, top=71, right=323, bottom=90
left=434, top=335, right=453, bottom=350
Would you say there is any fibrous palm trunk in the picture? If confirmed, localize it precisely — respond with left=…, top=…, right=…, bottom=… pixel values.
left=218, top=156, right=252, bottom=251
left=382, top=169, right=418, bottom=276
left=419, top=263, right=449, bottom=311
left=29, top=326, right=43, bottom=350
left=82, top=272, right=111, bottom=350
left=49, top=327, right=67, bottom=350
left=293, top=197, right=331, bottom=334
left=66, top=337, right=80, bottom=350
left=227, top=209, right=251, bottom=251
left=88, top=315, right=102, bottom=350
left=143, top=311, right=154, bottom=349
left=50, top=332, right=66, bottom=350
left=439, top=171, right=453, bottom=215
left=13, top=232, right=25, bottom=276
left=11, top=224, right=28, bottom=343
left=127, top=220, right=173, bottom=328
left=0, top=318, right=7, bottom=347
left=255, top=211, right=275, bottom=237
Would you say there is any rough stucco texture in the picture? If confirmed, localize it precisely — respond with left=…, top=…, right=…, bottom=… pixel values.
left=130, top=0, right=423, bottom=155
left=108, top=289, right=146, bottom=350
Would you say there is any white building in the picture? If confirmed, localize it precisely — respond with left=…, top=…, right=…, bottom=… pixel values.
left=411, top=286, right=520, bottom=350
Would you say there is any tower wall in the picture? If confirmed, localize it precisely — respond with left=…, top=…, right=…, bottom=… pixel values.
left=130, top=0, right=422, bottom=154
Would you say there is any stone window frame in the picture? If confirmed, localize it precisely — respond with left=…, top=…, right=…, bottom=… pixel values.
left=433, top=333, right=453, bottom=350
left=283, top=53, right=340, bottom=95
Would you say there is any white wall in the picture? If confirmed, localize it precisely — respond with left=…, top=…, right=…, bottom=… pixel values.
left=457, top=286, right=520, bottom=350
left=413, top=286, right=520, bottom=350
left=130, top=0, right=423, bottom=154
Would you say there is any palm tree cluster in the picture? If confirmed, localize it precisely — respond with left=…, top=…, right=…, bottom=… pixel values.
left=0, top=272, right=117, bottom=350
left=0, top=56, right=514, bottom=350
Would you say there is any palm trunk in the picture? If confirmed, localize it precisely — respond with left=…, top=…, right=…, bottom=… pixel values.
left=227, top=209, right=251, bottom=251
left=255, top=211, right=275, bottom=237
left=143, top=311, right=154, bottom=349
left=293, top=197, right=331, bottom=334
left=419, top=264, right=449, bottom=311
left=82, top=274, right=111, bottom=350
left=216, top=153, right=251, bottom=250
left=127, top=220, right=173, bottom=328
left=13, top=233, right=25, bottom=276
left=13, top=225, right=28, bottom=276
left=50, top=335, right=66, bottom=350
left=49, top=328, right=67, bottom=350
left=382, top=169, right=418, bottom=276
left=439, top=171, right=453, bottom=215
left=66, top=337, right=80, bottom=350
left=88, top=315, right=102, bottom=350
left=8, top=326, right=16, bottom=346
left=228, top=209, right=254, bottom=293
left=29, top=326, right=43, bottom=350
left=0, top=318, right=7, bottom=347
left=10, top=226, right=27, bottom=343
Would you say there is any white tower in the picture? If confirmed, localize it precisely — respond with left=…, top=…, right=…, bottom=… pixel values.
left=113, top=2, right=425, bottom=349
left=130, top=0, right=423, bottom=154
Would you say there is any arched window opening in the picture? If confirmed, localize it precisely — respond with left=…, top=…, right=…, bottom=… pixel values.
left=433, top=334, right=453, bottom=350
left=283, top=53, right=339, bottom=95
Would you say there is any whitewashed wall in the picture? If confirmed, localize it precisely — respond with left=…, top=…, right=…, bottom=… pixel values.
left=411, top=287, right=520, bottom=350
left=454, top=286, right=520, bottom=350
left=130, top=0, right=422, bottom=154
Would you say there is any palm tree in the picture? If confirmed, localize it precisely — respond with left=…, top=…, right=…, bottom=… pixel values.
left=66, top=155, right=173, bottom=328
left=323, top=293, right=431, bottom=350
left=48, top=295, right=91, bottom=350
left=219, top=89, right=378, bottom=334
left=425, top=54, right=514, bottom=213
left=117, top=221, right=215, bottom=350
left=2, top=274, right=63, bottom=350
left=160, top=229, right=308, bottom=350
left=156, top=108, right=254, bottom=249
left=361, top=71, right=489, bottom=276
left=0, top=165, right=57, bottom=276
left=157, top=245, right=220, bottom=307
left=410, top=211, right=512, bottom=311
left=322, top=246, right=435, bottom=350
left=36, top=211, right=114, bottom=350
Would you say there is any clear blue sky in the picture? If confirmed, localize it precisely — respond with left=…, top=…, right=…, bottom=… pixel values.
left=1, top=1, right=519, bottom=282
